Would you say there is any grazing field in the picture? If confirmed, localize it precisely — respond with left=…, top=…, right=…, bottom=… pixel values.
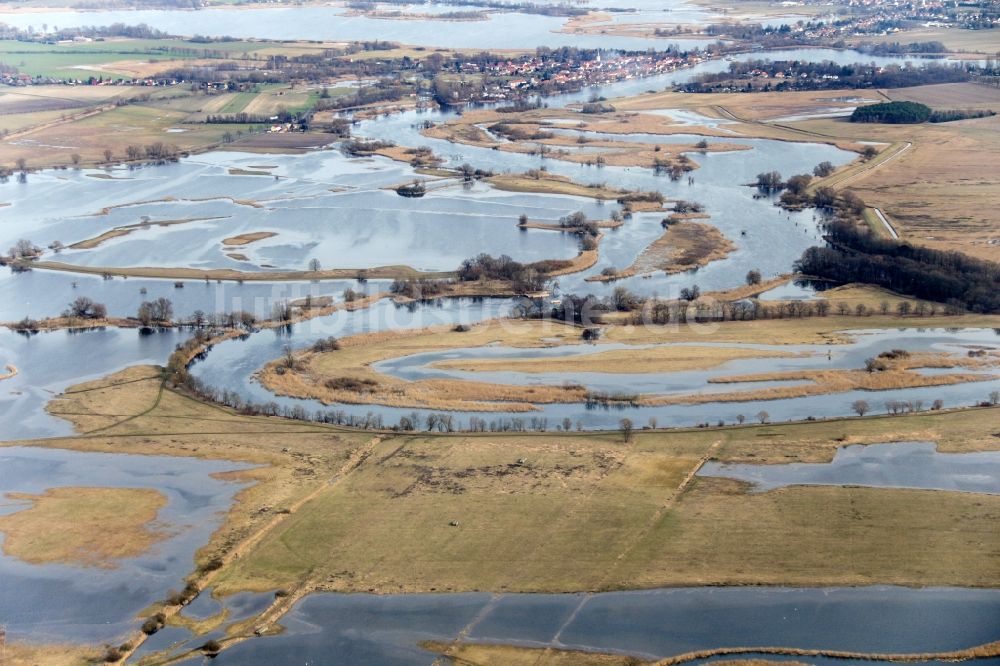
left=0, top=84, right=144, bottom=107
left=0, top=37, right=273, bottom=79
left=0, top=486, right=168, bottom=568
left=886, top=82, right=1000, bottom=109
left=4, top=361, right=996, bottom=662
left=800, top=113, right=1000, bottom=261
left=0, top=43, right=330, bottom=169
left=207, top=400, right=1000, bottom=594
left=614, top=88, right=882, bottom=127
left=852, top=26, right=1000, bottom=54
left=0, top=94, right=260, bottom=168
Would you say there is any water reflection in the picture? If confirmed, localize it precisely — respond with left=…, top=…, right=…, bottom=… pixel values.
left=0, top=447, right=254, bottom=644
left=182, top=587, right=1000, bottom=665
left=700, top=441, right=1000, bottom=494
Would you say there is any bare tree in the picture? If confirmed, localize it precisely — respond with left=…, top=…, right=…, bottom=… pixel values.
left=9, top=238, right=40, bottom=258
left=619, top=418, right=634, bottom=443
left=756, top=411, right=769, bottom=424
left=813, top=161, right=835, bottom=177
left=851, top=399, right=870, bottom=416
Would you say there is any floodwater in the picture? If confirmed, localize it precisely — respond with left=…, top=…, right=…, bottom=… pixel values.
left=700, top=441, right=1000, bottom=494
left=0, top=4, right=714, bottom=49
left=0, top=62, right=862, bottom=438
left=179, top=586, right=1000, bottom=665
left=189, top=323, right=1000, bottom=431
left=0, top=7, right=996, bottom=662
left=0, top=446, right=254, bottom=644
left=0, top=326, right=188, bottom=440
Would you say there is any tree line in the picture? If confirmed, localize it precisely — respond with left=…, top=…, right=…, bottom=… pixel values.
left=795, top=218, right=1000, bottom=313
left=679, top=61, right=972, bottom=93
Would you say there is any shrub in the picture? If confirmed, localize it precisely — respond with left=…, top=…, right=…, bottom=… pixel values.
left=813, top=161, right=835, bottom=177
left=199, top=557, right=224, bottom=573
left=311, top=337, right=341, bottom=352
left=672, top=200, right=704, bottom=213
left=324, top=377, right=378, bottom=392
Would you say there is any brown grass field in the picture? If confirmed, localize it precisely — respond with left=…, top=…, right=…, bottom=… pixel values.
left=485, top=172, right=629, bottom=200
left=645, top=351, right=998, bottom=405
left=588, top=221, right=735, bottom=281
left=429, top=636, right=1000, bottom=666
left=258, top=321, right=592, bottom=412
left=2, top=643, right=103, bottom=666
left=22, top=258, right=455, bottom=282
left=68, top=216, right=227, bottom=250
left=800, top=113, right=1000, bottom=260
left=811, top=283, right=941, bottom=311
left=886, top=82, right=1000, bottom=108
left=5, top=359, right=999, bottom=661
left=0, top=98, right=257, bottom=169
left=0, top=486, right=168, bottom=568
left=851, top=26, right=1000, bottom=54
left=0, top=78, right=326, bottom=169
left=432, top=344, right=800, bottom=375
left=256, top=315, right=1000, bottom=412
left=220, top=231, right=278, bottom=246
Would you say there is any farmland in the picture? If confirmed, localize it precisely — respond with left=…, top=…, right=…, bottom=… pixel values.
left=12, top=363, right=998, bottom=613
left=0, top=81, right=324, bottom=168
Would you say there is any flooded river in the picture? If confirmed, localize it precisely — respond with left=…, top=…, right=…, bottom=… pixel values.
left=175, top=586, right=1000, bottom=665
left=700, top=441, right=1000, bottom=494
left=0, top=446, right=253, bottom=644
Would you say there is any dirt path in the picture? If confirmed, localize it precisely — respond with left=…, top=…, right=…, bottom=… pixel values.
left=600, top=439, right=722, bottom=582
left=824, top=141, right=911, bottom=189
left=117, top=434, right=383, bottom=663
left=712, top=105, right=834, bottom=140
left=870, top=207, right=899, bottom=240
left=1, top=103, right=117, bottom=142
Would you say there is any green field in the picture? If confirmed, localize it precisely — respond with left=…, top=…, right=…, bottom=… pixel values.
left=0, top=38, right=271, bottom=79
left=218, top=91, right=258, bottom=114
